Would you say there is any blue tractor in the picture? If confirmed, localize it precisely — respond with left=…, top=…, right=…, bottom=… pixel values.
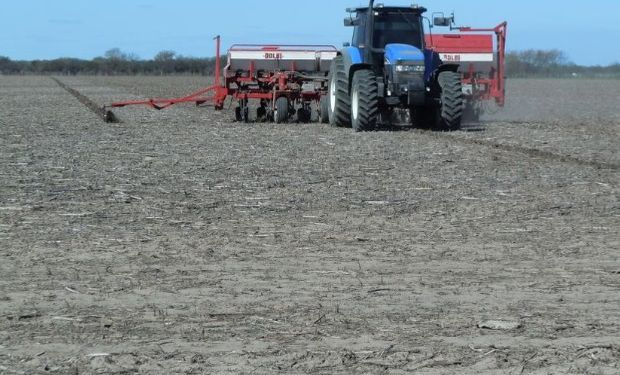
left=326, top=0, right=464, bottom=131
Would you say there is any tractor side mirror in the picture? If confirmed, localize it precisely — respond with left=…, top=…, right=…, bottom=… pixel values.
left=433, top=16, right=452, bottom=27
left=344, top=17, right=360, bottom=27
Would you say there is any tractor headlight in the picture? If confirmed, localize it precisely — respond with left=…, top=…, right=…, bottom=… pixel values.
left=395, top=64, right=425, bottom=73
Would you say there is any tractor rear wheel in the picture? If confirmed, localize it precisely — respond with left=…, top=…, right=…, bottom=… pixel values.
left=327, top=56, right=351, bottom=127
left=319, top=95, right=329, bottom=124
left=437, top=71, right=464, bottom=131
left=275, top=97, right=289, bottom=124
left=351, top=69, right=379, bottom=132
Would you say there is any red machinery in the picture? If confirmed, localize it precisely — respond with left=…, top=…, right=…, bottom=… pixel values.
left=107, top=37, right=228, bottom=114
left=224, top=44, right=337, bottom=122
left=425, top=22, right=507, bottom=118
left=106, top=36, right=337, bottom=123
left=106, top=22, right=507, bottom=124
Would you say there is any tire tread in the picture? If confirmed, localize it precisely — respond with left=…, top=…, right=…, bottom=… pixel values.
left=437, top=71, right=464, bottom=130
left=351, top=69, right=379, bottom=132
left=328, top=56, right=351, bottom=127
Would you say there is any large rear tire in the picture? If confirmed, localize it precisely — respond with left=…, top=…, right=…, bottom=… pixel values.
left=351, top=69, right=379, bottom=132
left=327, top=56, right=351, bottom=128
left=437, top=71, right=464, bottom=131
left=275, top=97, right=289, bottom=124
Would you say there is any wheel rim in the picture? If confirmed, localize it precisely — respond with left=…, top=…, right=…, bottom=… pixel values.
left=330, top=77, right=336, bottom=113
left=351, top=86, right=359, bottom=121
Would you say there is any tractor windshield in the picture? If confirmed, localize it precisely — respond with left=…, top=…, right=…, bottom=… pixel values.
left=372, top=11, right=423, bottom=49
left=351, top=9, right=425, bottom=51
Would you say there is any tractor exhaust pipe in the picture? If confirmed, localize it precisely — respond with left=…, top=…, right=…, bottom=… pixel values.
left=364, top=0, right=375, bottom=64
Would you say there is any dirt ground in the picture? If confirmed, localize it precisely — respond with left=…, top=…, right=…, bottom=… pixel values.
left=0, top=76, right=618, bottom=374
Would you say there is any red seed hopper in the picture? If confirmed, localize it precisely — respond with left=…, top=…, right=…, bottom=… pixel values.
left=106, top=37, right=336, bottom=123
left=425, top=22, right=507, bottom=118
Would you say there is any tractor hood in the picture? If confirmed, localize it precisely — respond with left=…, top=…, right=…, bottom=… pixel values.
left=384, top=44, right=425, bottom=65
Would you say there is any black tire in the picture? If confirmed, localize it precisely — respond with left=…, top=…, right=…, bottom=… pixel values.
left=242, top=106, right=249, bottom=123
left=319, top=95, right=329, bottom=124
left=327, top=56, right=351, bottom=127
left=437, top=71, right=464, bottom=131
left=350, top=69, right=379, bottom=132
left=297, top=108, right=311, bottom=123
left=275, top=97, right=289, bottom=124
left=256, top=106, right=267, bottom=122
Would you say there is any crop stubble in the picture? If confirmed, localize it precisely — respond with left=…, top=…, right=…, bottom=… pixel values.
left=0, top=76, right=618, bottom=374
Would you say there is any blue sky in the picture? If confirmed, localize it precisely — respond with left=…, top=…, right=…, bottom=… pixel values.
left=1, top=0, right=619, bottom=65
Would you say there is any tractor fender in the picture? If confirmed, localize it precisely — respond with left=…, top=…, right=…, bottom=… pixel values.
left=423, top=49, right=460, bottom=83
left=436, top=63, right=460, bottom=73
left=339, top=47, right=372, bottom=93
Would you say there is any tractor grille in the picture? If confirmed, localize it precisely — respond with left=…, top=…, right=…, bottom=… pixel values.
left=394, top=71, right=424, bottom=86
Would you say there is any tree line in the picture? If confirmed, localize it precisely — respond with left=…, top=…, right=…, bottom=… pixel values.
left=0, top=49, right=225, bottom=76
left=506, top=49, right=619, bottom=78
left=1, top=48, right=618, bottom=78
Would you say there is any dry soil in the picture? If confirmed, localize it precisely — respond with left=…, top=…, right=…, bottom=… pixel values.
left=0, top=76, right=618, bottom=374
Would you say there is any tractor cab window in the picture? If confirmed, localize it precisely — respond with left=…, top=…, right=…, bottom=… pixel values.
left=352, top=10, right=423, bottom=50
left=352, top=18, right=366, bottom=47
left=372, top=12, right=423, bottom=49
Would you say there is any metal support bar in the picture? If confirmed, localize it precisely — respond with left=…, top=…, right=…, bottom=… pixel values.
left=107, top=36, right=229, bottom=111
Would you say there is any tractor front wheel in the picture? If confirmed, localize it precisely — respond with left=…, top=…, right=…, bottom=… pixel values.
left=351, top=69, right=379, bottom=132
left=327, top=56, right=351, bottom=127
left=437, top=71, right=464, bottom=131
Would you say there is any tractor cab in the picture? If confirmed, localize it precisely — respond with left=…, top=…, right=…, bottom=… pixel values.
left=345, top=5, right=427, bottom=67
